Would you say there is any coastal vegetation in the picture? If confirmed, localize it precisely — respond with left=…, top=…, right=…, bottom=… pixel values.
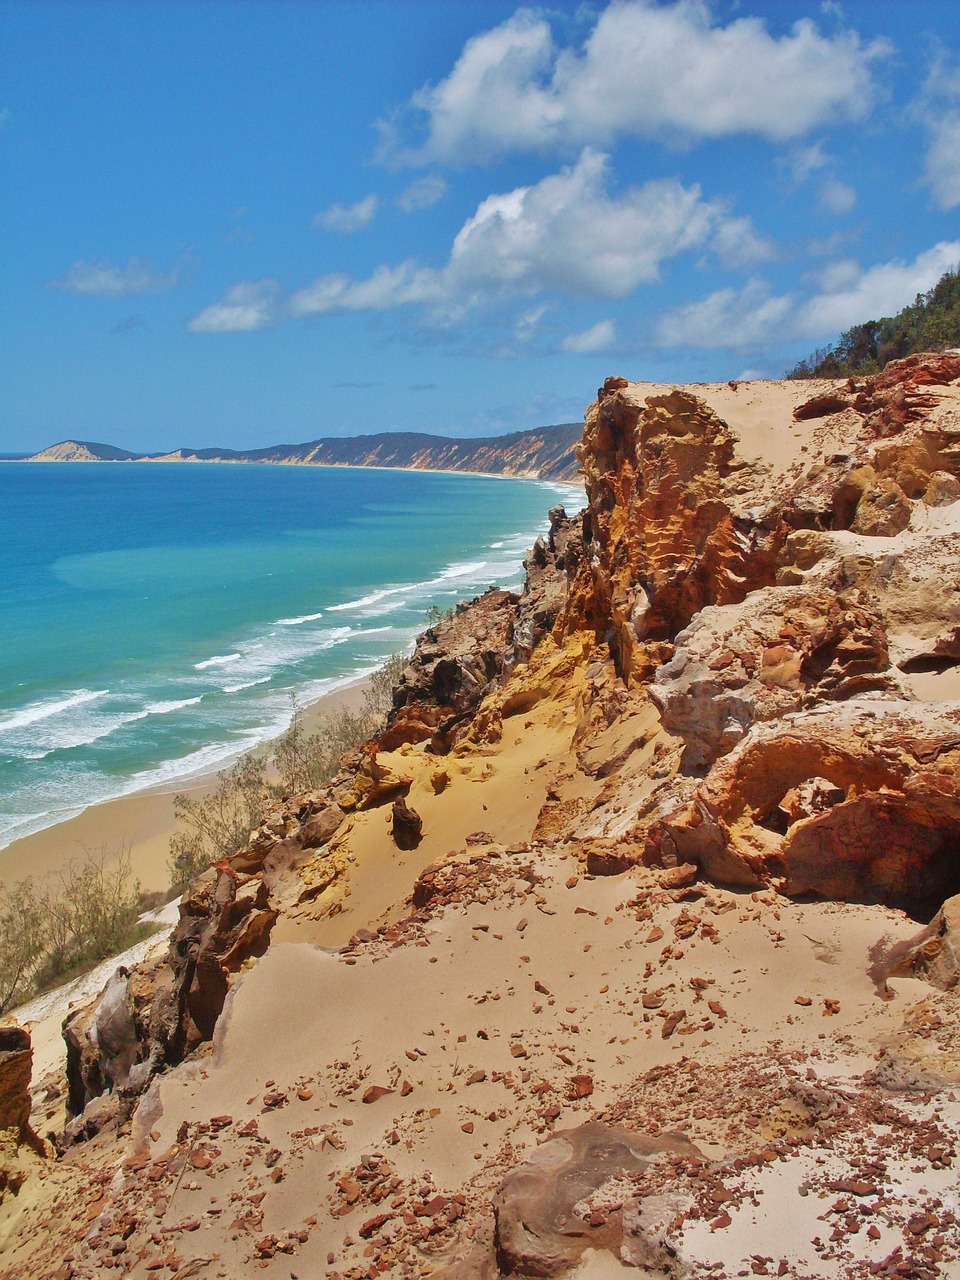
left=786, top=266, right=960, bottom=378
left=0, top=845, right=149, bottom=1014
left=168, top=652, right=406, bottom=886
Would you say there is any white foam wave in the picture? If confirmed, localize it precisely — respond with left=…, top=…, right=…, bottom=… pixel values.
left=221, top=677, right=271, bottom=693
left=0, top=688, right=107, bottom=735
left=328, top=558, right=493, bottom=618
left=276, top=610, right=324, bottom=626
left=328, top=586, right=400, bottom=613
left=143, top=696, right=203, bottom=715
left=194, top=652, right=242, bottom=670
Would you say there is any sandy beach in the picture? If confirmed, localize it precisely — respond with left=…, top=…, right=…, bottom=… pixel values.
left=0, top=675, right=372, bottom=896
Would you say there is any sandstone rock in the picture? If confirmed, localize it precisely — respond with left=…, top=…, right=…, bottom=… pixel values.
left=0, top=1025, right=32, bottom=1136
left=493, top=1121, right=701, bottom=1276
left=298, top=805, right=344, bottom=849
left=557, top=381, right=783, bottom=682
left=890, top=895, right=960, bottom=990
left=385, top=588, right=519, bottom=751
left=391, top=798, right=423, bottom=850
left=513, top=506, right=584, bottom=664
left=650, top=701, right=960, bottom=911
left=348, top=744, right=413, bottom=810
left=156, top=868, right=278, bottom=1061
left=581, top=838, right=643, bottom=876
left=652, top=586, right=892, bottom=771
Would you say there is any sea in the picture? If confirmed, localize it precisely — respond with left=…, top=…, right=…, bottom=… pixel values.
left=0, top=461, right=579, bottom=857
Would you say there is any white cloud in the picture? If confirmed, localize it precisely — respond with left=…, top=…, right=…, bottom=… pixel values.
left=289, top=149, right=762, bottom=322
left=49, top=256, right=177, bottom=297
left=289, top=263, right=443, bottom=317
left=514, top=305, right=549, bottom=344
left=656, top=241, right=960, bottom=351
left=923, top=110, right=960, bottom=209
left=378, top=1, right=888, bottom=165
left=657, top=278, right=794, bottom=350
left=561, top=319, right=616, bottom=353
left=798, top=240, right=960, bottom=334
left=787, top=142, right=829, bottom=184
left=818, top=177, right=857, bottom=214
left=187, top=279, right=280, bottom=333
left=396, top=175, right=449, bottom=212
left=313, top=194, right=378, bottom=233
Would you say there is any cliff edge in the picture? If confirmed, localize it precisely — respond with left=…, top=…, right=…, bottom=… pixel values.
left=6, top=357, right=960, bottom=1279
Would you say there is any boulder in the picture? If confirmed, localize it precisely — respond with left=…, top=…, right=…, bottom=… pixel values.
left=493, top=1121, right=701, bottom=1277
left=391, top=798, right=423, bottom=850
left=0, top=1025, right=32, bottom=1136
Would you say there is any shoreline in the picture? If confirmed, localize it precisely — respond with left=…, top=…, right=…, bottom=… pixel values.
left=0, top=673, right=373, bottom=896
left=8, top=455, right=585, bottom=491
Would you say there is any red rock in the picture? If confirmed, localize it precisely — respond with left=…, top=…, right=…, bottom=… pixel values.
left=362, top=1085, right=394, bottom=1104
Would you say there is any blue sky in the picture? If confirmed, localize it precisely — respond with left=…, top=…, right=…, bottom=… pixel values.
left=3, top=0, right=960, bottom=452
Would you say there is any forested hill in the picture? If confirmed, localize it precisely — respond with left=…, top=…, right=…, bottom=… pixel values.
left=787, top=267, right=960, bottom=379
left=27, top=422, right=583, bottom=482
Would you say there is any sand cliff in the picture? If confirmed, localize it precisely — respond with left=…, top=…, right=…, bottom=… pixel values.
left=5, top=357, right=960, bottom=1277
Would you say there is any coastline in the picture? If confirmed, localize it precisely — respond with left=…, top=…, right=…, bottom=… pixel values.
left=8, top=454, right=586, bottom=491
left=0, top=674, right=372, bottom=896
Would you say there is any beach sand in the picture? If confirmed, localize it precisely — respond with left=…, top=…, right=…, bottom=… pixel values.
left=0, top=675, right=372, bottom=895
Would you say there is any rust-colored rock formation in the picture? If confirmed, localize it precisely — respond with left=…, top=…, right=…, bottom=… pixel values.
left=558, top=379, right=783, bottom=682
left=0, top=1026, right=32, bottom=1138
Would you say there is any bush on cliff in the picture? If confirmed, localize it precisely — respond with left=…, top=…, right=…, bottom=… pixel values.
left=168, top=652, right=406, bottom=887
left=0, top=846, right=148, bottom=1013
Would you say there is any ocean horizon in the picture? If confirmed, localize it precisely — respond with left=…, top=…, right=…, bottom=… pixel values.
left=0, top=461, right=578, bottom=861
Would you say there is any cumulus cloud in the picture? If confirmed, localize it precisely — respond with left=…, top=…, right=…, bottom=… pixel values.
left=657, top=279, right=794, bottom=350
left=187, top=279, right=280, bottom=333
left=313, top=194, right=378, bottom=233
left=291, top=149, right=764, bottom=322
left=916, top=59, right=960, bottom=210
left=656, top=241, right=960, bottom=351
left=378, top=1, right=888, bottom=165
left=797, top=240, right=960, bottom=335
left=561, top=319, right=616, bottom=353
left=818, top=178, right=857, bottom=214
left=396, top=175, right=448, bottom=212
left=49, top=256, right=177, bottom=297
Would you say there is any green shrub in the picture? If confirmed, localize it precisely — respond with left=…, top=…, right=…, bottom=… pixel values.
left=168, top=652, right=408, bottom=886
left=0, top=845, right=148, bottom=1012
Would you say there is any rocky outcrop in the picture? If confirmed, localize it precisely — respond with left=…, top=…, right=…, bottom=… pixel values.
left=513, top=506, right=584, bottom=664
left=491, top=1122, right=701, bottom=1277
left=155, top=865, right=277, bottom=1063
left=648, top=701, right=960, bottom=912
left=0, top=1026, right=32, bottom=1137
left=385, top=589, right=520, bottom=750
left=558, top=380, right=783, bottom=682
left=651, top=584, right=892, bottom=771
left=62, top=865, right=278, bottom=1131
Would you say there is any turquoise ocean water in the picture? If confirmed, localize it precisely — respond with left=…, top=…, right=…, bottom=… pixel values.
left=0, top=462, right=576, bottom=858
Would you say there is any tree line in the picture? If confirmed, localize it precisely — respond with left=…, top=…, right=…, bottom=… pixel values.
left=786, top=266, right=960, bottom=379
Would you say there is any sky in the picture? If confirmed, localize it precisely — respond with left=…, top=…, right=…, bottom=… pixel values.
left=2, top=0, right=960, bottom=453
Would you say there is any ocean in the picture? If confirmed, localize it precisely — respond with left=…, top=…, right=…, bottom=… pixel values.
left=0, top=461, right=577, bottom=856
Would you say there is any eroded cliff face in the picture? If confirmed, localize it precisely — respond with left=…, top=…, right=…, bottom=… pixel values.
left=9, top=355, right=960, bottom=1280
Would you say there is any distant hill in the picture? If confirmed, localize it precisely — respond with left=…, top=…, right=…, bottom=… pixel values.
left=28, top=440, right=140, bottom=462
left=26, top=423, right=583, bottom=482
left=787, top=266, right=960, bottom=378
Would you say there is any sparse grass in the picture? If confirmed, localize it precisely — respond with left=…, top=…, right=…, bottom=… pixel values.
left=0, top=844, right=147, bottom=1014
left=167, top=651, right=407, bottom=888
